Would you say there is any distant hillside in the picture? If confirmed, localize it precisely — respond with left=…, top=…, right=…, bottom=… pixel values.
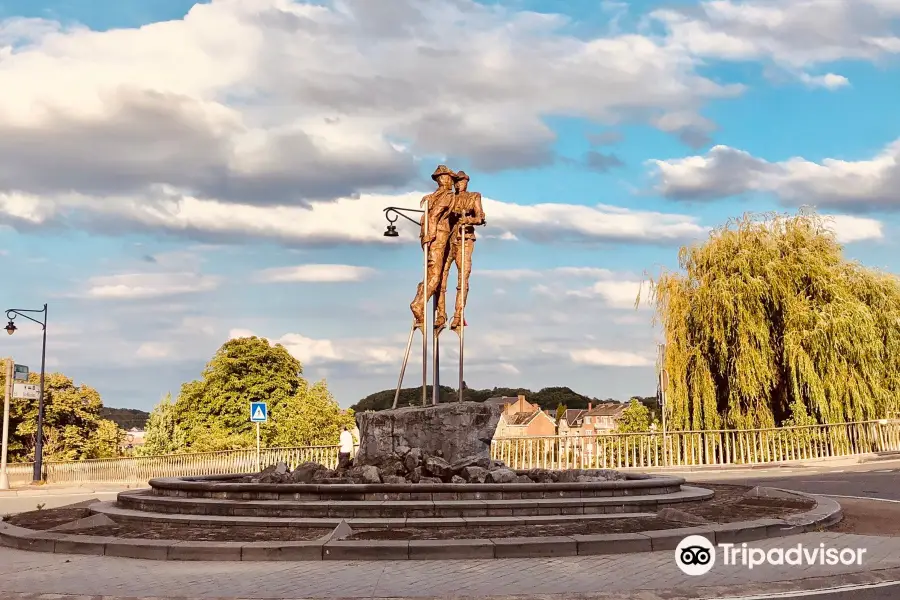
left=351, top=385, right=606, bottom=413
left=101, top=407, right=150, bottom=430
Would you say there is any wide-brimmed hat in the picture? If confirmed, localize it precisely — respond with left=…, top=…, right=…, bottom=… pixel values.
left=453, top=171, right=470, bottom=182
left=431, top=164, right=456, bottom=181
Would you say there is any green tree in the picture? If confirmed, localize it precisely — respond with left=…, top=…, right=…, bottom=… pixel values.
left=138, top=393, right=185, bottom=456
left=555, top=403, right=567, bottom=423
left=645, top=211, right=900, bottom=429
left=173, top=337, right=304, bottom=451
left=82, top=419, right=124, bottom=459
left=0, top=366, right=121, bottom=462
left=616, top=399, right=653, bottom=433
left=267, top=380, right=355, bottom=447
left=172, top=337, right=349, bottom=451
left=351, top=385, right=596, bottom=412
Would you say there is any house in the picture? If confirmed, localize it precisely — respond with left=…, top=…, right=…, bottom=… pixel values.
left=491, top=395, right=557, bottom=438
left=558, top=402, right=627, bottom=435
left=122, top=427, right=146, bottom=450
left=558, top=408, right=587, bottom=436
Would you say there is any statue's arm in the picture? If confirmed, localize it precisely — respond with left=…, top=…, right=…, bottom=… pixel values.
left=470, top=192, right=486, bottom=225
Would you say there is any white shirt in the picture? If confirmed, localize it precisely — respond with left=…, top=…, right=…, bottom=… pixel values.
left=339, top=430, right=354, bottom=453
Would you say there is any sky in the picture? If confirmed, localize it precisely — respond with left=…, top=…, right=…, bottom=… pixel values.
left=0, top=0, right=898, bottom=412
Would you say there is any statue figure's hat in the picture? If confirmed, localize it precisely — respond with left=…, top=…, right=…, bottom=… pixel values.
left=453, top=171, right=470, bottom=182
left=431, top=165, right=456, bottom=181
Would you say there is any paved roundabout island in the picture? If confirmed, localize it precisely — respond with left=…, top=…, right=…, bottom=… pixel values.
left=3, top=468, right=900, bottom=599
left=1, top=403, right=897, bottom=599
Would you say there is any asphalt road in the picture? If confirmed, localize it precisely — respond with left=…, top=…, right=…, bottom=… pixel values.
left=681, top=461, right=900, bottom=599
left=682, top=459, right=900, bottom=501
left=0, top=487, right=125, bottom=517
left=710, top=581, right=900, bottom=599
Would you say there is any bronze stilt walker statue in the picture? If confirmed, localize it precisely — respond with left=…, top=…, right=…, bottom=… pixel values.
left=391, top=166, right=486, bottom=408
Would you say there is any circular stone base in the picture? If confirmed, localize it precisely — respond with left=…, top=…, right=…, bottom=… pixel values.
left=0, top=489, right=843, bottom=561
left=131, top=473, right=690, bottom=519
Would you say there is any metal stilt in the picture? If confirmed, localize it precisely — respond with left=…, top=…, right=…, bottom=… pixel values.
left=457, top=223, right=466, bottom=403
left=392, top=323, right=417, bottom=409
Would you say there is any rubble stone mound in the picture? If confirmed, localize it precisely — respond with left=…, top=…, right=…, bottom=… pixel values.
left=247, top=451, right=626, bottom=485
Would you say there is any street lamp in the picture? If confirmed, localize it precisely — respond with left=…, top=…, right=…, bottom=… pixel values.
left=5, top=304, right=48, bottom=483
left=383, top=206, right=442, bottom=409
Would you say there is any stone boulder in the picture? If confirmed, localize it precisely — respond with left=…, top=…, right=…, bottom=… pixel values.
left=354, top=402, right=503, bottom=466
left=348, top=465, right=382, bottom=484
left=485, top=467, right=517, bottom=484
left=657, top=508, right=709, bottom=525
left=291, top=461, right=325, bottom=483
left=424, top=455, right=454, bottom=480
left=461, top=465, right=488, bottom=483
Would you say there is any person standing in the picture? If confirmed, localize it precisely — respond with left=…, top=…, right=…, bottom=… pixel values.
left=338, top=426, right=354, bottom=470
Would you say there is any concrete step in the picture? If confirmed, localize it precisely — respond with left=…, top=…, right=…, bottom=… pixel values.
left=115, top=486, right=712, bottom=518
left=92, top=500, right=658, bottom=528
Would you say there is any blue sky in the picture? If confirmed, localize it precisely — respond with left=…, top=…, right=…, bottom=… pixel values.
left=1, top=0, right=898, bottom=412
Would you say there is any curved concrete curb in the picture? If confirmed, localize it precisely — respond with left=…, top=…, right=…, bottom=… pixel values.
left=147, top=472, right=684, bottom=501
left=0, top=487, right=842, bottom=561
left=117, top=484, right=712, bottom=519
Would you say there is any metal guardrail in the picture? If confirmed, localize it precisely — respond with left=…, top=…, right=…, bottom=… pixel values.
left=490, top=420, right=900, bottom=470
left=4, top=420, right=899, bottom=487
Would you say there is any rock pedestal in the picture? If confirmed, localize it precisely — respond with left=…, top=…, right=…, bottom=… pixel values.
left=354, top=401, right=503, bottom=466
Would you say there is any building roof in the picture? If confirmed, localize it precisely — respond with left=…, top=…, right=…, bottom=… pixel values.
left=508, top=410, right=539, bottom=426
left=563, top=409, right=586, bottom=425
left=585, top=403, right=627, bottom=417
left=485, top=396, right=519, bottom=405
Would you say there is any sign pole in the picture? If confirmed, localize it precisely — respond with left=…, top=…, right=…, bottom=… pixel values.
left=0, top=358, right=12, bottom=490
left=250, top=401, right=267, bottom=473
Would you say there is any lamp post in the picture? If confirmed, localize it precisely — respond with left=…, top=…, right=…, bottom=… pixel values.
left=384, top=206, right=445, bottom=408
left=0, top=357, right=11, bottom=489
left=5, top=304, right=48, bottom=483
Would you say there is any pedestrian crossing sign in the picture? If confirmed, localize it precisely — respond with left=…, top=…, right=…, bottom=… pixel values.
left=250, top=402, right=268, bottom=423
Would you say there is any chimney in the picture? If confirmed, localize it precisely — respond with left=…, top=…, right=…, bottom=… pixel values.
left=588, top=402, right=592, bottom=411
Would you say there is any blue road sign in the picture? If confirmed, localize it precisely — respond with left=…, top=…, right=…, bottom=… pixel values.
left=250, top=402, right=268, bottom=423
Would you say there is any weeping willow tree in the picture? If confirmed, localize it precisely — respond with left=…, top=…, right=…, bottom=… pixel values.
left=645, top=211, right=900, bottom=430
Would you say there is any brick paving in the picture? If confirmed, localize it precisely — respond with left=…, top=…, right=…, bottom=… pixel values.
left=0, top=532, right=899, bottom=598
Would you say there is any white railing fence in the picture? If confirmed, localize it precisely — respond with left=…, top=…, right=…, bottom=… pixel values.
left=491, top=420, right=900, bottom=470
left=4, top=420, right=899, bottom=487
left=5, top=445, right=340, bottom=488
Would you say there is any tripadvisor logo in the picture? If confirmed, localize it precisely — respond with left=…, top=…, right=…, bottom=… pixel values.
left=675, top=535, right=716, bottom=576
left=675, top=536, right=868, bottom=575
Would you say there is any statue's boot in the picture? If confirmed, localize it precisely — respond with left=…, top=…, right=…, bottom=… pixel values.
left=450, top=314, right=462, bottom=332
left=410, top=283, right=425, bottom=328
left=434, top=311, right=448, bottom=332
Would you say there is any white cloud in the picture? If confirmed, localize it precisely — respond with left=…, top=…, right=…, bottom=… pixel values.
left=567, top=280, right=648, bottom=309
left=257, top=264, right=376, bottom=283
left=799, top=72, right=850, bottom=90
left=825, top=215, right=884, bottom=243
left=484, top=200, right=708, bottom=244
left=227, top=329, right=401, bottom=368
left=136, top=342, right=174, bottom=359
left=570, top=348, right=653, bottom=367
left=85, top=272, right=222, bottom=299
left=0, top=188, right=710, bottom=247
left=0, top=0, right=744, bottom=215
left=650, top=140, right=900, bottom=214
left=479, top=267, right=617, bottom=280
left=653, top=0, right=900, bottom=86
